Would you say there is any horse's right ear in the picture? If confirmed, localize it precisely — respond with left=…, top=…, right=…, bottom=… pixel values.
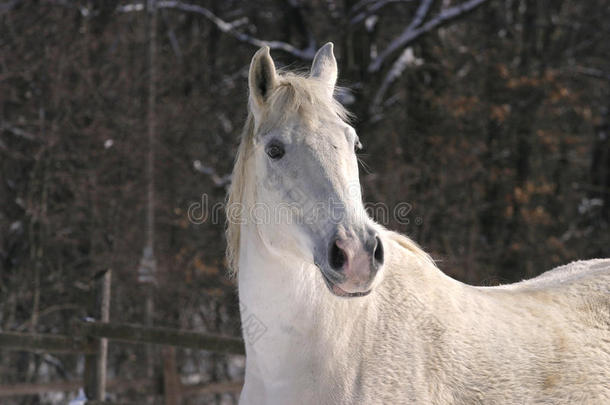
left=248, top=46, right=278, bottom=115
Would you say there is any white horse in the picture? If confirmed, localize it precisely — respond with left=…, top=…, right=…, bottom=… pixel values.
left=226, top=43, right=610, bottom=404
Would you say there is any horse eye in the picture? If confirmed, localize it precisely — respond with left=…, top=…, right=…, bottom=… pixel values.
left=266, top=141, right=285, bottom=160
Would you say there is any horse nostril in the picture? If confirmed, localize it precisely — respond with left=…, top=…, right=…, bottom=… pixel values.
left=373, top=236, right=384, bottom=265
left=329, top=240, right=347, bottom=270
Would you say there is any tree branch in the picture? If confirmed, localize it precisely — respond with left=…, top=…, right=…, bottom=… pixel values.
left=349, top=0, right=414, bottom=26
left=371, top=46, right=422, bottom=114
left=193, top=160, right=231, bottom=187
left=1, top=122, right=39, bottom=141
left=119, top=1, right=317, bottom=60
left=369, top=0, right=490, bottom=72
left=405, top=0, right=434, bottom=33
left=570, top=66, right=610, bottom=82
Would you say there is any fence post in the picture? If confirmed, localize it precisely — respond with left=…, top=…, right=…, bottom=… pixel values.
left=84, top=269, right=112, bottom=401
left=162, top=346, right=181, bottom=405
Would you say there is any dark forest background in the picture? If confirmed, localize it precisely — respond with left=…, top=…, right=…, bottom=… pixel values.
left=1, top=0, right=609, bottom=403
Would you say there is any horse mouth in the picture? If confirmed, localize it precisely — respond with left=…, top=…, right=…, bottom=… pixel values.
left=318, top=267, right=371, bottom=298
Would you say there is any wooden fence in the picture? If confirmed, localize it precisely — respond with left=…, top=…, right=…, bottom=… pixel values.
left=0, top=270, right=245, bottom=404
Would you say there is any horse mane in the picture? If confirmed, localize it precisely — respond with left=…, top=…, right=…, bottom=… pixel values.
left=225, top=72, right=349, bottom=276
left=385, top=230, right=437, bottom=268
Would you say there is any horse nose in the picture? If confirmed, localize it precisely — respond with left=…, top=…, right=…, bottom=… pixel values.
left=328, top=232, right=383, bottom=272
left=370, top=234, right=384, bottom=268
left=329, top=239, right=348, bottom=271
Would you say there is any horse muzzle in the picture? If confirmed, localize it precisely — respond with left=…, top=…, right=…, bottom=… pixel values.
left=317, top=227, right=384, bottom=298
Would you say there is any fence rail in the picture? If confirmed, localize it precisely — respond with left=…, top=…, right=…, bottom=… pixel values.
left=0, top=331, right=96, bottom=354
left=0, top=322, right=245, bottom=355
left=0, top=378, right=149, bottom=397
left=0, top=269, right=245, bottom=403
left=78, top=321, right=245, bottom=355
left=0, top=378, right=242, bottom=398
left=0, top=325, right=245, bottom=401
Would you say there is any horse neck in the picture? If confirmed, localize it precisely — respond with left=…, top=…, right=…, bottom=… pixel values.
left=237, top=225, right=476, bottom=401
left=237, top=223, right=377, bottom=376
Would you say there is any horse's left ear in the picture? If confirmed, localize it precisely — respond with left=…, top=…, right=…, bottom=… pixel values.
left=249, top=46, right=279, bottom=117
left=311, top=42, right=338, bottom=99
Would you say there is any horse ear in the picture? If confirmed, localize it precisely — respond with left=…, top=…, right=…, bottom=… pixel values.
left=248, top=46, right=278, bottom=113
left=310, top=42, right=337, bottom=99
